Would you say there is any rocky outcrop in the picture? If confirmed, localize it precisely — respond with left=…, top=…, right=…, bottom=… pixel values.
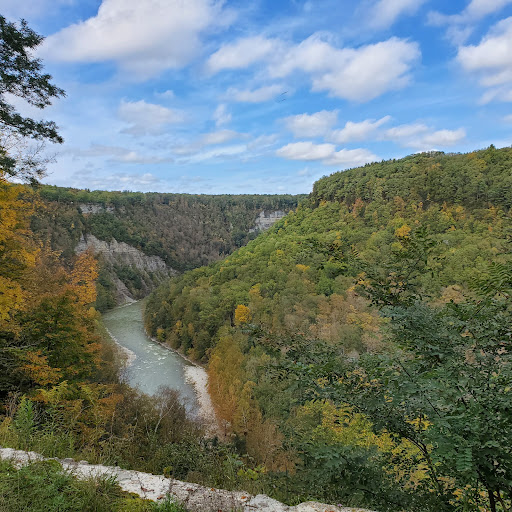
left=0, top=448, right=375, bottom=512
left=249, top=210, right=286, bottom=233
left=79, top=203, right=115, bottom=214
left=76, top=234, right=168, bottom=273
left=76, top=234, right=175, bottom=304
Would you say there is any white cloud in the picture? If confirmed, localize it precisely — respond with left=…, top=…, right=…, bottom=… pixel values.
left=227, top=84, right=286, bottom=102
left=118, top=100, right=185, bottom=135
left=419, top=128, right=466, bottom=147
left=42, top=0, right=226, bottom=78
left=155, top=90, right=175, bottom=99
left=458, top=18, right=512, bottom=76
left=430, top=0, right=512, bottom=26
left=67, top=169, right=164, bottom=192
left=311, top=38, right=420, bottom=101
left=324, top=148, right=379, bottom=166
left=68, top=143, right=173, bottom=164
left=0, top=0, right=73, bottom=20
left=268, top=36, right=334, bottom=77
left=121, top=172, right=159, bottom=184
left=270, top=34, right=420, bottom=102
left=172, top=130, right=244, bottom=156
left=383, top=123, right=465, bottom=148
left=369, top=0, right=427, bottom=30
left=276, top=141, right=379, bottom=167
left=330, top=116, right=391, bottom=143
left=247, top=134, right=279, bottom=151
left=465, top=0, right=512, bottom=18
left=201, top=130, right=242, bottom=145
left=207, top=32, right=419, bottom=103
left=284, top=110, right=338, bottom=137
left=213, top=104, right=231, bottom=126
left=173, top=132, right=277, bottom=162
left=207, top=36, right=280, bottom=73
left=383, top=122, right=429, bottom=140
left=429, top=0, right=512, bottom=44
left=445, top=26, right=474, bottom=46
left=480, top=87, right=512, bottom=103
left=276, top=141, right=335, bottom=161
left=458, top=17, right=512, bottom=101
left=181, top=144, right=247, bottom=163
left=117, top=152, right=170, bottom=164
left=104, top=172, right=162, bottom=189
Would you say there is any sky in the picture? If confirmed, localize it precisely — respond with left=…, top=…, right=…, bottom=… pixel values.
left=2, top=0, right=512, bottom=195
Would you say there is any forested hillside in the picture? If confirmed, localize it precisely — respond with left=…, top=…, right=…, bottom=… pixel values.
left=31, top=186, right=301, bottom=309
left=0, top=173, right=279, bottom=509
left=145, top=147, right=512, bottom=512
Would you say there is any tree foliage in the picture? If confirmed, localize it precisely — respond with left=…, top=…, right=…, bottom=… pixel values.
left=145, top=147, right=512, bottom=511
left=0, top=15, right=65, bottom=179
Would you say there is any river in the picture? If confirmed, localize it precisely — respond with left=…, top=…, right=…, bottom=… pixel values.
left=102, top=301, right=200, bottom=415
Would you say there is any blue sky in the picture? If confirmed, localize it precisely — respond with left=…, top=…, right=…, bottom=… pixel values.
left=2, top=0, right=512, bottom=194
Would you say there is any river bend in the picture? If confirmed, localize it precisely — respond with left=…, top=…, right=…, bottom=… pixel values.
left=102, top=301, right=200, bottom=414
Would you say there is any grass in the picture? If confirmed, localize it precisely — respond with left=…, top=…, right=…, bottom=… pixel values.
left=0, top=459, right=187, bottom=512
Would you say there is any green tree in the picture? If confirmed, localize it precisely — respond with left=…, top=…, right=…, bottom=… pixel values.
left=0, top=15, right=65, bottom=179
left=346, top=235, right=512, bottom=511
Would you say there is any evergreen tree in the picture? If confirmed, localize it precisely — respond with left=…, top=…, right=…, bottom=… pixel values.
left=0, top=15, right=65, bottom=180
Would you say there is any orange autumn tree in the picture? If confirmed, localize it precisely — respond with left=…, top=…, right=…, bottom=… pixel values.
left=0, top=171, right=102, bottom=394
left=0, top=172, right=40, bottom=393
left=70, top=251, right=99, bottom=305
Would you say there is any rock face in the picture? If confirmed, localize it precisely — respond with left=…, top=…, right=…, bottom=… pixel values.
left=76, top=234, right=175, bottom=304
left=79, top=203, right=115, bottom=214
left=76, top=234, right=169, bottom=273
left=0, top=448, right=376, bottom=512
left=249, top=210, right=286, bottom=233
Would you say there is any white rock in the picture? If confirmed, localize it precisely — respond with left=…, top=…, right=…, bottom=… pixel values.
left=0, top=448, right=376, bottom=512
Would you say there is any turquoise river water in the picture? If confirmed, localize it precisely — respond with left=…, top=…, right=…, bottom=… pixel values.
left=102, top=301, right=200, bottom=414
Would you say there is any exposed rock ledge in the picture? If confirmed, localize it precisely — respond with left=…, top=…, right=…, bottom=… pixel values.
left=76, top=233, right=175, bottom=304
left=0, top=448, right=375, bottom=512
left=249, top=210, right=286, bottom=233
left=76, top=234, right=170, bottom=274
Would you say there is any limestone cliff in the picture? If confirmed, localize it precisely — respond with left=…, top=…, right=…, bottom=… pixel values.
left=249, top=210, right=286, bottom=233
left=79, top=203, right=115, bottom=214
left=76, top=234, right=175, bottom=305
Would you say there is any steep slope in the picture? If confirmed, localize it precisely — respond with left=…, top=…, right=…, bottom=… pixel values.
left=144, top=147, right=512, bottom=511
left=146, top=147, right=511, bottom=358
left=31, top=187, right=303, bottom=309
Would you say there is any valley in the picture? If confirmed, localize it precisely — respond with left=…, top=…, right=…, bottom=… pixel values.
left=2, top=147, right=512, bottom=512
left=2, top=7, right=512, bottom=511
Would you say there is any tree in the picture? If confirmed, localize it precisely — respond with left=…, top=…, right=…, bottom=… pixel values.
left=234, top=304, right=252, bottom=325
left=348, top=232, right=512, bottom=511
left=0, top=15, right=65, bottom=179
left=0, top=176, right=36, bottom=326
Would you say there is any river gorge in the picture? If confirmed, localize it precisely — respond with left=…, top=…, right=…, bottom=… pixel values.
left=102, top=301, right=203, bottom=417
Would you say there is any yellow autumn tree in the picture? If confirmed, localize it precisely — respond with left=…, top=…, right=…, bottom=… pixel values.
left=395, top=223, right=411, bottom=238
left=70, top=250, right=99, bottom=305
left=208, top=332, right=245, bottom=426
left=0, top=172, right=37, bottom=327
left=234, top=304, right=251, bottom=325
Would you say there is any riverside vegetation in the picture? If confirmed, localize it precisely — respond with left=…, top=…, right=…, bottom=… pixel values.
left=1, top=14, right=512, bottom=512
left=0, top=173, right=306, bottom=509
